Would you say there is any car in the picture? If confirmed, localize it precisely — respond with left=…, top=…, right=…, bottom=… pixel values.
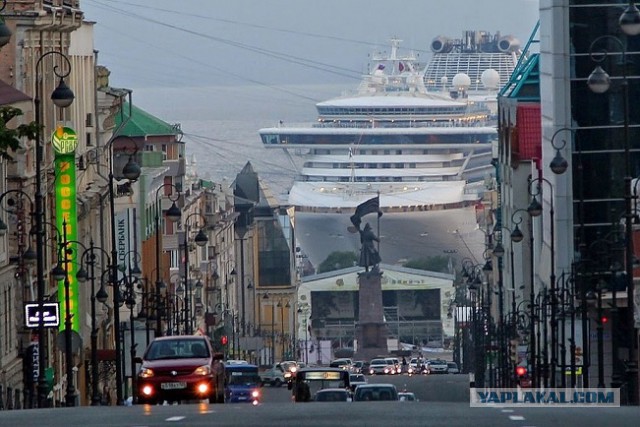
left=427, top=359, right=449, bottom=374
left=352, top=360, right=367, bottom=374
left=447, top=362, right=460, bottom=374
left=368, top=358, right=393, bottom=375
left=349, top=373, right=368, bottom=391
left=224, top=363, right=262, bottom=404
left=136, top=335, right=225, bottom=405
left=353, top=384, right=399, bottom=401
left=384, top=357, right=401, bottom=374
left=398, top=392, right=418, bottom=402
left=314, top=388, right=352, bottom=402
left=329, top=358, right=354, bottom=372
left=385, top=357, right=401, bottom=374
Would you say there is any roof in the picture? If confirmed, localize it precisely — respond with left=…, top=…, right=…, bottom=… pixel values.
left=115, top=102, right=179, bottom=138
left=0, top=80, right=31, bottom=105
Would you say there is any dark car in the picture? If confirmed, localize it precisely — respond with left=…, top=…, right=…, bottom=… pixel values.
left=353, top=384, right=399, bottom=401
left=314, top=388, right=352, bottom=402
left=136, top=336, right=225, bottom=404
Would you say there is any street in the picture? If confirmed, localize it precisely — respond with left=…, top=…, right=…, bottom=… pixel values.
left=1, top=374, right=639, bottom=426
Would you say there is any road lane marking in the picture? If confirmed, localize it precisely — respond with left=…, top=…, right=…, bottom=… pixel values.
left=509, top=415, right=525, bottom=421
left=501, top=409, right=514, bottom=413
left=166, top=416, right=186, bottom=422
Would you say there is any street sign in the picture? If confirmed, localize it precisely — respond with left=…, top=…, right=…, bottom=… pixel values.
left=24, top=302, right=60, bottom=328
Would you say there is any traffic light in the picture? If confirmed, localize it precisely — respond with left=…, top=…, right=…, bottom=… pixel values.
left=515, top=366, right=527, bottom=378
left=601, top=316, right=608, bottom=324
left=221, top=335, right=228, bottom=346
left=509, top=339, right=518, bottom=363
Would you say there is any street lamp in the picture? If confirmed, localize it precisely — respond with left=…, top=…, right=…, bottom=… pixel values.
left=107, top=136, right=140, bottom=405
left=297, top=302, right=311, bottom=364
left=114, top=250, right=141, bottom=402
left=277, top=300, right=290, bottom=360
left=76, top=241, right=111, bottom=406
left=587, top=23, right=638, bottom=403
left=0, top=1, right=12, bottom=48
left=33, top=50, right=75, bottom=408
left=528, top=176, right=559, bottom=386
left=263, top=293, right=277, bottom=364
left=510, top=208, right=537, bottom=388
left=182, top=213, right=208, bottom=335
left=49, top=219, right=77, bottom=406
left=154, top=184, right=181, bottom=337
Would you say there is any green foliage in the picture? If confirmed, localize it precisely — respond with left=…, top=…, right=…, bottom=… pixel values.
left=403, top=255, right=452, bottom=273
left=317, top=251, right=358, bottom=273
left=0, top=106, right=39, bottom=159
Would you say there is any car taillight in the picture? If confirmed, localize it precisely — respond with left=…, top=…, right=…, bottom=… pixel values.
left=139, top=368, right=154, bottom=378
left=251, top=390, right=260, bottom=398
left=141, top=385, right=154, bottom=396
left=197, top=383, right=209, bottom=394
left=193, top=365, right=212, bottom=376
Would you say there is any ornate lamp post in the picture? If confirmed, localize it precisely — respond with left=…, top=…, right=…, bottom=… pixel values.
left=107, top=137, right=140, bottom=405
left=182, top=213, right=208, bottom=335
left=154, top=184, right=181, bottom=337
left=527, top=176, right=559, bottom=386
left=33, top=50, right=74, bottom=407
left=587, top=19, right=639, bottom=403
left=49, top=219, right=77, bottom=406
left=76, top=241, right=111, bottom=405
left=510, top=208, right=537, bottom=388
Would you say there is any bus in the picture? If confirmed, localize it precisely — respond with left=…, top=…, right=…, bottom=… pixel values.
left=289, top=367, right=351, bottom=402
left=224, top=363, right=262, bottom=404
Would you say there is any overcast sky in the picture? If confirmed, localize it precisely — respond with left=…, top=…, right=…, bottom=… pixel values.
left=82, top=0, right=540, bottom=92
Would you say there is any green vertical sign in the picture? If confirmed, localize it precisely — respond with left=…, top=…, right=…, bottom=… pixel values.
left=52, top=126, right=80, bottom=332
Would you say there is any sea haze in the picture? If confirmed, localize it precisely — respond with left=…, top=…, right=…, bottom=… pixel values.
left=134, top=83, right=353, bottom=202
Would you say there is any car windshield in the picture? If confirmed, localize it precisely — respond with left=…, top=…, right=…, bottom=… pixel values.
left=145, top=338, right=209, bottom=360
left=370, top=359, right=386, bottom=365
left=227, top=372, right=261, bottom=386
left=356, top=386, right=396, bottom=401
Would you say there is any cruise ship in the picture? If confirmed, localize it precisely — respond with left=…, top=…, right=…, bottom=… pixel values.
left=259, top=33, right=522, bottom=211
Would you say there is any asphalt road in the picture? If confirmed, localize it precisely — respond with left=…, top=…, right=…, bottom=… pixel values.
left=295, top=207, right=486, bottom=270
left=1, top=373, right=639, bottom=427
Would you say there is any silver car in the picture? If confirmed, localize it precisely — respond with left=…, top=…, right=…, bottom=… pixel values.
left=427, top=359, right=449, bottom=374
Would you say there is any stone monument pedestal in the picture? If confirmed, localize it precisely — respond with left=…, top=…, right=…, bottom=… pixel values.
left=354, top=268, right=388, bottom=361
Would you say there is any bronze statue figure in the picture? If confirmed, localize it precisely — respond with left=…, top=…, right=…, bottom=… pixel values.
left=358, top=222, right=381, bottom=271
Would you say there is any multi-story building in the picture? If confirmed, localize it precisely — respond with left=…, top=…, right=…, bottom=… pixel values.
left=493, top=2, right=640, bottom=403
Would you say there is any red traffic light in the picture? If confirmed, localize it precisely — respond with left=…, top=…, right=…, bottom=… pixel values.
left=221, top=335, right=228, bottom=345
left=601, top=316, right=608, bottom=324
left=515, top=366, right=527, bottom=377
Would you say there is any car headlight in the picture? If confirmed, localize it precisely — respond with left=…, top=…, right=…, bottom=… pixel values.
left=139, top=368, right=154, bottom=378
left=193, top=365, right=212, bottom=376
left=290, top=367, right=297, bottom=373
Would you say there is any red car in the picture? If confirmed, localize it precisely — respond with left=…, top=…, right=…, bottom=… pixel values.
left=136, top=336, right=225, bottom=404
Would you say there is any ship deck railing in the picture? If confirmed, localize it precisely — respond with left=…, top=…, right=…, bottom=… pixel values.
left=310, top=120, right=495, bottom=129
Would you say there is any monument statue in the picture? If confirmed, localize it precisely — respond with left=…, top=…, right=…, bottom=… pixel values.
left=358, top=222, right=381, bottom=271
left=349, top=196, right=383, bottom=272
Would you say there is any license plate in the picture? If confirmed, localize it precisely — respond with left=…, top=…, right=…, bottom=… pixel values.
left=161, top=382, right=187, bottom=390
left=238, top=397, right=247, bottom=401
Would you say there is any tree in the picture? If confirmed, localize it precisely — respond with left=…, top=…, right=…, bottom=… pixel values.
left=317, top=251, right=358, bottom=273
left=0, top=106, right=39, bottom=159
left=403, top=255, right=452, bottom=273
